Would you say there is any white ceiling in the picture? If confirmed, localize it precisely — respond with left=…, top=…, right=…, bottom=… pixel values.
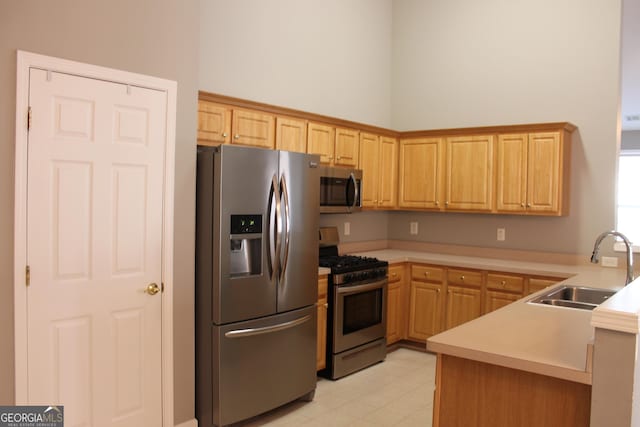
left=622, top=0, right=640, bottom=131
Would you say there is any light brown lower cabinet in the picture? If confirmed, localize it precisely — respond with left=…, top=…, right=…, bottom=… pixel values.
left=316, top=276, right=328, bottom=371
left=386, top=264, right=406, bottom=345
left=398, top=262, right=565, bottom=345
left=433, top=354, right=591, bottom=426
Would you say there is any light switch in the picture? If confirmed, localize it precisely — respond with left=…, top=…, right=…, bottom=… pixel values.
left=344, top=222, right=351, bottom=236
left=497, top=228, right=506, bottom=241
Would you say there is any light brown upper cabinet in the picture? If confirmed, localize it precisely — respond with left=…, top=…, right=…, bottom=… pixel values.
left=307, top=122, right=335, bottom=163
left=308, top=123, right=359, bottom=167
left=334, top=127, right=359, bottom=167
left=398, top=138, right=445, bottom=210
left=230, top=109, right=275, bottom=149
left=197, top=100, right=275, bottom=149
left=198, top=100, right=231, bottom=145
left=496, top=131, right=571, bottom=215
left=360, top=133, right=398, bottom=208
left=276, top=116, right=307, bottom=153
left=444, top=135, right=495, bottom=211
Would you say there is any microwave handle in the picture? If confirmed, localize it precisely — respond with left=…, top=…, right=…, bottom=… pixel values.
left=349, top=172, right=359, bottom=211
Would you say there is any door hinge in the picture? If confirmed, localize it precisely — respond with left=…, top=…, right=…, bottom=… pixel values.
left=27, top=107, right=32, bottom=131
left=25, top=265, right=30, bottom=287
left=161, top=282, right=165, bottom=292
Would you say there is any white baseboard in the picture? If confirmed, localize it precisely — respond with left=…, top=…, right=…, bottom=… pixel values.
left=175, top=418, right=197, bottom=427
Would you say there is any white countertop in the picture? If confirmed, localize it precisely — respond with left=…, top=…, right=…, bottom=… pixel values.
left=353, top=249, right=634, bottom=384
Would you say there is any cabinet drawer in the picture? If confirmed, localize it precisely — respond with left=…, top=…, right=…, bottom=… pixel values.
left=411, top=264, right=444, bottom=282
left=447, top=269, right=482, bottom=287
left=527, top=277, right=561, bottom=295
left=388, top=264, right=405, bottom=283
left=487, top=273, right=524, bottom=293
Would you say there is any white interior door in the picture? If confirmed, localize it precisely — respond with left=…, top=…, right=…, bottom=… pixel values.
left=25, top=68, right=166, bottom=427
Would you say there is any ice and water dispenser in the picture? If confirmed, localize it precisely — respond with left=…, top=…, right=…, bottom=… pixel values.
left=229, top=214, right=262, bottom=277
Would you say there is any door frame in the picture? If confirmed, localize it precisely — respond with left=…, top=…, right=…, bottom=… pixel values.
left=13, top=50, right=176, bottom=426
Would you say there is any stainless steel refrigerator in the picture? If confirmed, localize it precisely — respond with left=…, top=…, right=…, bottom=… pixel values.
left=195, top=144, right=320, bottom=427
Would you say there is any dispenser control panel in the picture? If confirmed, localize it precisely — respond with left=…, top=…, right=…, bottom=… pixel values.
left=231, top=215, right=262, bottom=234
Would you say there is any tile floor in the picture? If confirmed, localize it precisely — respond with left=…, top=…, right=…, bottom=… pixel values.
left=236, top=348, right=436, bottom=426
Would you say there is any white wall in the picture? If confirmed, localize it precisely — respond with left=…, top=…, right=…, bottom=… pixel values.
left=390, top=0, right=622, bottom=254
left=199, top=0, right=393, bottom=128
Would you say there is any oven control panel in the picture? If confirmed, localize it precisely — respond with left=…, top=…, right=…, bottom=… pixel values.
left=333, top=266, right=388, bottom=286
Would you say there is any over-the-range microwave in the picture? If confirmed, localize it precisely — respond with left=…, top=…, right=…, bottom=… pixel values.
left=319, top=166, right=362, bottom=213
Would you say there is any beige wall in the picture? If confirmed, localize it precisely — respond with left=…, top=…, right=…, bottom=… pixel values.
left=0, top=2, right=199, bottom=424
left=389, top=0, right=623, bottom=255
left=198, top=0, right=393, bottom=128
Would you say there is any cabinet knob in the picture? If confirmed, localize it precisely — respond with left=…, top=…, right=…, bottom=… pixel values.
left=526, top=203, right=531, bottom=208
left=501, top=280, right=506, bottom=286
left=436, top=288, right=440, bottom=293
left=424, top=272, right=429, bottom=277
left=234, top=134, right=240, bottom=139
left=337, top=156, right=341, bottom=160
left=435, top=201, right=439, bottom=206
left=460, top=275, right=465, bottom=281
left=324, top=303, right=328, bottom=308
left=521, top=202, right=525, bottom=207
left=222, top=132, right=228, bottom=137
left=391, top=272, right=397, bottom=277
left=445, top=201, right=449, bottom=206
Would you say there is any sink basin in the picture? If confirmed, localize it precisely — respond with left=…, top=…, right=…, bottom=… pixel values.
left=529, top=285, right=616, bottom=310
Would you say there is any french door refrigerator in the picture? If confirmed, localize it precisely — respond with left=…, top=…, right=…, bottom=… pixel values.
left=195, top=144, right=320, bottom=427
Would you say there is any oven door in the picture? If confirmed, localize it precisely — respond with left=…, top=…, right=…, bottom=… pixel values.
left=333, top=278, right=387, bottom=354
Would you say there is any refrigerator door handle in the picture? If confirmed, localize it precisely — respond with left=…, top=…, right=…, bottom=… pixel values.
left=267, top=174, right=281, bottom=280
left=223, top=314, right=312, bottom=338
left=279, top=174, right=291, bottom=284
left=349, top=172, right=359, bottom=211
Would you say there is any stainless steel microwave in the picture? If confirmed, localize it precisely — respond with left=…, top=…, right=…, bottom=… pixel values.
left=319, top=166, right=362, bottom=213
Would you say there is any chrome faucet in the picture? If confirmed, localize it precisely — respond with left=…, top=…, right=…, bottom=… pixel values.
left=590, top=230, right=635, bottom=285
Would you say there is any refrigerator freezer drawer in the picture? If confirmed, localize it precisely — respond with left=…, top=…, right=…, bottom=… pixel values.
left=206, top=306, right=317, bottom=426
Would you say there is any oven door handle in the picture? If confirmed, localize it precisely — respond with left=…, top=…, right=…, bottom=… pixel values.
left=224, top=314, right=312, bottom=338
left=336, top=279, right=386, bottom=295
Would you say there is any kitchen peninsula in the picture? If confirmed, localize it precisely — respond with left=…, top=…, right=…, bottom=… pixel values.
left=353, top=248, right=637, bottom=427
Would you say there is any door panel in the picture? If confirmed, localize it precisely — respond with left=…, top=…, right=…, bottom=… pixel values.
left=26, top=68, right=165, bottom=427
left=215, top=145, right=278, bottom=323
left=213, top=306, right=316, bottom=426
left=277, top=151, right=319, bottom=312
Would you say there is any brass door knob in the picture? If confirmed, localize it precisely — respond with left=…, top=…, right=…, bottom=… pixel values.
left=145, top=283, right=160, bottom=295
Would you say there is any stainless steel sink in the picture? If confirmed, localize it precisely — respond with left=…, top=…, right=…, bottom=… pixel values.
left=528, top=285, right=617, bottom=310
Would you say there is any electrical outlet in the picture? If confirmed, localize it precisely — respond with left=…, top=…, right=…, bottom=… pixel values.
left=601, top=256, right=618, bottom=268
left=497, top=228, right=506, bottom=241
left=344, top=222, right=351, bottom=236
left=410, top=222, right=418, bottom=235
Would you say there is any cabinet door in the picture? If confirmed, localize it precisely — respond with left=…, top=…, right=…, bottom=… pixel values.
left=527, top=132, right=561, bottom=213
left=398, top=138, right=444, bottom=209
left=335, top=128, right=359, bottom=167
left=359, top=133, right=380, bottom=208
left=231, top=109, right=275, bottom=149
left=386, top=281, right=403, bottom=345
left=307, top=122, right=335, bottom=164
left=445, top=135, right=494, bottom=211
left=316, top=276, right=328, bottom=371
left=408, top=281, right=443, bottom=342
left=197, top=100, right=231, bottom=145
left=484, top=290, right=520, bottom=314
left=378, top=136, right=398, bottom=208
left=276, top=116, right=307, bottom=153
left=496, top=133, right=528, bottom=212
left=445, top=286, right=482, bottom=330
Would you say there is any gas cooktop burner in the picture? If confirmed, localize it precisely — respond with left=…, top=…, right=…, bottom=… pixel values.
left=319, top=254, right=388, bottom=285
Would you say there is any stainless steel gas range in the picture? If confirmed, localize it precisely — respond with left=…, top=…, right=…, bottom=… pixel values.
left=318, top=227, right=388, bottom=380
